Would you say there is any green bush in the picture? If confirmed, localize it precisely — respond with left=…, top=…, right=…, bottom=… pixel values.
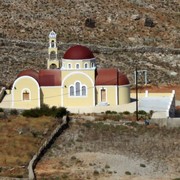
left=140, top=163, right=146, bottom=168
left=0, top=108, right=4, bottom=112
left=123, top=111, right=130, bottom=115
left=105, top=110, right=117, bottom=114
left=125, top=171, right=131, bottom=175
left=10, top=109, right=18, bottom=115
left=55, top=107, right=67, bottom=118
left=138, top=110, right=147, bottom=115
left=22, top=105, right=68, bottom=118
left=105, top=110, right=112, bottom=114
left=40, top=104, right=51, bottom=116
left=111, top=111, right=117, bottom=114
left=22, top=108, right=42, bottom=118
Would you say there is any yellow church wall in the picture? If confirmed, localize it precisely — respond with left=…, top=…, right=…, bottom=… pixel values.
left=62, top=59, right=96, bottom=71
left=48, top=48, right=57, bottom=54
left=47, top=60, right=59, bottom=69
left=107, top=86, right=117, bottom=105
left=12, top=76, right=40, bottom=109
left=96, top=86, right=117, bottom=105
left=118, top=85, right=130, bottom=105
left=40, top=87, right=61, bottom=107
left=61, top=70, right=95, bottom=83
left=62, top=72, right=94, bottom=107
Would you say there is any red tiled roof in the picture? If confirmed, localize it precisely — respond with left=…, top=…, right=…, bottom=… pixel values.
left=63, top=45, right=94, bottom=60
left=17, top=69, right=39, bottom=82
left=95, top=68, right=129, bottom=86
left=118, top=72, right=130, bottom=85
left=39, top=70, right=61, bottom=86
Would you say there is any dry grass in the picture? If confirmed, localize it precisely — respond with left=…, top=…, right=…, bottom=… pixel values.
left=0, top=115, right=58, bottom=177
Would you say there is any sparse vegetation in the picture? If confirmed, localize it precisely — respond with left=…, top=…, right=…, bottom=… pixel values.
left=10, top=109, right=19, bottom=115
left=140, top=163, right=146, bottom=168
left=22, top=104, right=68, bottom=118
left=0, top=114, right=58, bottom=177
left=125, top=171, right=131, bottom=175
left=35, top=118, right=180, bottom=179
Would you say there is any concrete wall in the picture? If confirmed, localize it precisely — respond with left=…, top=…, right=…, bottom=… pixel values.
left=67, top=102, right=136, bottom=114
left=150, top=118, right=180, bottom=128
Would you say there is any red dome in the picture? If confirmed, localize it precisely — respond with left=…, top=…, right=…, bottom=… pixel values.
left=63, top=45, right=94, bottom=60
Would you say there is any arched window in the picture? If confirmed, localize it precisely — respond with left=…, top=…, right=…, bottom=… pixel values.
left=76, top=64, right=80, bottom=69
left=50, top=63, right=57, bottom=69
left=82, top=86, right=86, bottom=96
left=84, top=63, right=88, bottom=68
left=69, top=82, right=87, bottom=97
left=51, top=40, right=55, bottom=47
left=75, top=82, right=80, bottom=96
left=22, top=89, right=30, bottom=101
left=68, top=64, right=72, bottom=69
left=50, top=51, right=56, bottom=60
left=70, top=86, right=74, bottom=96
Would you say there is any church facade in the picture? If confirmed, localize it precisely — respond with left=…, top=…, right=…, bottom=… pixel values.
left=11, top=31, right=130, bottom=110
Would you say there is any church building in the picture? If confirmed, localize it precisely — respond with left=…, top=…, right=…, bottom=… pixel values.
left=11, top=31, right=130, bottom=110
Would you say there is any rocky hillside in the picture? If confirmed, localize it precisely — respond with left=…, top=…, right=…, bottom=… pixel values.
left=0, top=0, right=180, bottom=86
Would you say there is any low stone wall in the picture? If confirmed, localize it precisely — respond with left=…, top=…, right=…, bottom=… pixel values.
left=150, top=118, right=180, bottom=128
left=0, top=87, right=6, bottom=103
left=28, top=117, right=69, bottom=180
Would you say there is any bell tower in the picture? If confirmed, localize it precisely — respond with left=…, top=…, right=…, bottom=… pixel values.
left=47, top=31, right=60, bottom=69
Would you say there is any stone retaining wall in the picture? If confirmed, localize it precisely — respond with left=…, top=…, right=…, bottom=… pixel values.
left=0, top=87, right=6, bottom=103
left=28, top=117, right=69, bottom=180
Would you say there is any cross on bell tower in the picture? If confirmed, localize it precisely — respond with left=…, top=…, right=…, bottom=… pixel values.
left=47, top=31, right=60, bottom=69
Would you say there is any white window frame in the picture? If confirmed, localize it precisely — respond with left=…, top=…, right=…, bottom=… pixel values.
left=84, top=63, right=88, bottom=69
left=70, top=86, right=74, bottom=96
left=69, top=81, right=87, bottom=97
left=68, top=63, right=72, bottom=69
left=76, top=63, right=80, bottom=69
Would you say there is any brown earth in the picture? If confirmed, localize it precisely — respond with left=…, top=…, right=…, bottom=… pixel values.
left=0, top=115, right=58, bottom=178
left=35, top=120, right=180, bottom=180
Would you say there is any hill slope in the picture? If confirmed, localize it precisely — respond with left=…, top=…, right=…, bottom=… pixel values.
left=0, top=0, right=179, bottom=85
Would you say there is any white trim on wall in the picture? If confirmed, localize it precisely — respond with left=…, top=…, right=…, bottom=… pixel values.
left=62, top=71, right=94, bottom=106
left=116, top=85, right=118, bottom=105
left=68, top=81, right=88, bottom=97
left=62, top=71, right=94, bottom=86
left=12, top=76, right=40, bottom=108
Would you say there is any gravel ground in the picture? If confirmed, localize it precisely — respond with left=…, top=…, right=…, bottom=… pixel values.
left=35, top=119, right=180, bottom=180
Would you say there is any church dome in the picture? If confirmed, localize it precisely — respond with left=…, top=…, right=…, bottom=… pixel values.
left=63, top=45, right=94, bottom=60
